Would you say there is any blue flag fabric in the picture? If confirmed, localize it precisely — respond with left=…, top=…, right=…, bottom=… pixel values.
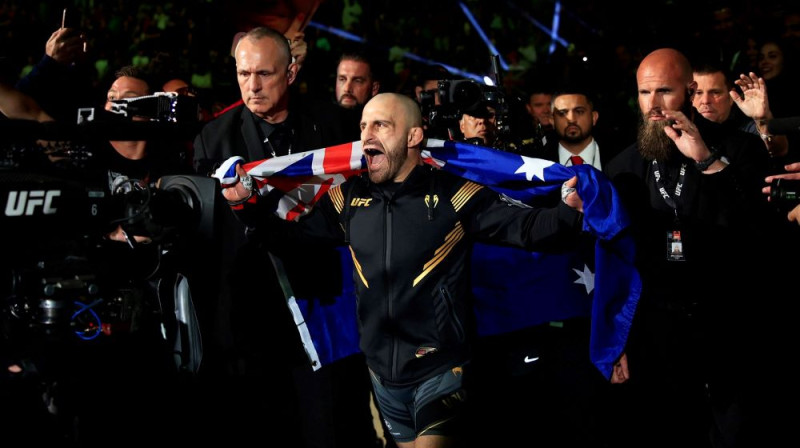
left=293, top=246, right=362, bottom=366
left=422, top=139, right=641, bottom=379
left=471, top=245, right=594, bottom=333
left=217, top=139, right=641, bottom=379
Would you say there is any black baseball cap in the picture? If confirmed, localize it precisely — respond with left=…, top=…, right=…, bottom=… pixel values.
left=461, top=100, right=493, bottom=119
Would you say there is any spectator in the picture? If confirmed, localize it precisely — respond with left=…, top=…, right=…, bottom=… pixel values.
left=692, top=64, right=790, bottom=167
left=16, top=25, right=92, bottom=122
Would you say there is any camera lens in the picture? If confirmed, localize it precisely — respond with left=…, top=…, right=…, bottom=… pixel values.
left=771, top=178, right=800, bottom=209
left=450, top=81, right=483, bottom=106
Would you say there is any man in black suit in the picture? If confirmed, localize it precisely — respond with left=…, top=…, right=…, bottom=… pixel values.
left=193, top=26, right=379, bottom=448
left=539, top=88, right=617, bottom=170
left=467, top=86, right=619, bottom=447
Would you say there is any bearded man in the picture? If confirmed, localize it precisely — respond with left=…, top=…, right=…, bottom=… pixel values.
left=604, top=48, right=787, bottom=447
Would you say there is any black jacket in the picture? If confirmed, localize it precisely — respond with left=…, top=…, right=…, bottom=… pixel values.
left=604, top=114, right=775, bottom=314
left=193, top=102, right=348, bottom=176
left=251, top=164, right=582, bottom=386
left=192, top=101, right=352, bottom=371
left=537, top=135, right=619, bottom=171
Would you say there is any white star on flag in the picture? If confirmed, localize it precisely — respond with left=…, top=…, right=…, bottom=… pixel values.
left=573, top=264, right=595, bottom=294
left=514, top=155, right=554, bottom=181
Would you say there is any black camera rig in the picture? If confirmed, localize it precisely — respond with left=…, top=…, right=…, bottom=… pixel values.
left=85, top=91, right=199, bottom=124
left=418, top=56, right=540, bottom=155
left=1, top=119, right=213, bottom=375
left=771, top=178, right=800, bottom=213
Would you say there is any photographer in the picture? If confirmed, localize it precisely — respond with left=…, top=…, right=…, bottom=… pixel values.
left=764, top=161, right=800, bottom=224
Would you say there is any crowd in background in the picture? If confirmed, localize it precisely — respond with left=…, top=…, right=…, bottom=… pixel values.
left=2, top=0, right=799, bottom=138
left=3, top=1, right=800, bottom=447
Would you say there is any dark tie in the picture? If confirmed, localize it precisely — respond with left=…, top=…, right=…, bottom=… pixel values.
left=570, top=155, right=584, bottom=166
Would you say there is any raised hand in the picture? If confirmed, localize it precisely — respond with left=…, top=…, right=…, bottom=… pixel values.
left=730, top=72, right=769, bottom=120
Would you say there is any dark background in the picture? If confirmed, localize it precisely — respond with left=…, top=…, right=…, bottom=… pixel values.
left=1, top=0, right=796, bottom=120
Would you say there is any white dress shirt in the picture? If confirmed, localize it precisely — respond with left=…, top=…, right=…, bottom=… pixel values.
left=558, top=138, right=601, bottom=170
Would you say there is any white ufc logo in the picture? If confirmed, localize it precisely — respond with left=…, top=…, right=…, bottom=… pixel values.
left=5, top=190, right=61, bottom=216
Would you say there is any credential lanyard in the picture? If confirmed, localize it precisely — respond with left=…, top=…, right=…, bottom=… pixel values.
left=652, top=160, right=688, bottom=261
left=651, top=160, right=686, bottom=213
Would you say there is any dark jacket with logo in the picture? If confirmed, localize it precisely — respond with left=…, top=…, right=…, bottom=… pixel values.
left=250, top=164, right=582, bottom=386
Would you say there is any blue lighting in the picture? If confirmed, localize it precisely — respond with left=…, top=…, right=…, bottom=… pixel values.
left=306, top=20, right=484, bottom=82
left=549, top=1, right=562, bottom=55
left=457, top=2, right=510, bottom=71
left=506, top=1, right=569, bottom=49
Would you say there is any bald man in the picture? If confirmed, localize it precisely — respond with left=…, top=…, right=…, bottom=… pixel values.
left=225, top=92, right=585, bottom=447
left=605, top=48, right=785, bottom=446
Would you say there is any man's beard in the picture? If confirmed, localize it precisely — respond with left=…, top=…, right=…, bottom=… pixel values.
left=338, top=94, right=358, bottom=109
left=560, top=126, right=591, bottom=145
left=637, top=117, right=676, bottom=162
left=368, top=146, right=407, bottom=184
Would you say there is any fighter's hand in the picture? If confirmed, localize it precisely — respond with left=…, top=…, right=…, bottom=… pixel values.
left=222, top=163, right=254, bottom=204
left=561, top=176, right=583, bottom=213
left=610, top=353, right=630, bottom=384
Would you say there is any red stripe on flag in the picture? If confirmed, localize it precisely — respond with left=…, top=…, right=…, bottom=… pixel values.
left=322, top=142, right=360, bottom=174
left=284, top=176, right=339, bottom=221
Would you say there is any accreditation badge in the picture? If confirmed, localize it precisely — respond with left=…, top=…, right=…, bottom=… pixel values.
left=666, top=229, right=685, bottom=262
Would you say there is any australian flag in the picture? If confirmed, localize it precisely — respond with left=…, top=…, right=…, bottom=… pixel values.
left=215, top=139, right=641, bottom=379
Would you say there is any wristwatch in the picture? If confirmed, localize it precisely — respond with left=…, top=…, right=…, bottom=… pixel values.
left=695, top=149, right=720, bottom=171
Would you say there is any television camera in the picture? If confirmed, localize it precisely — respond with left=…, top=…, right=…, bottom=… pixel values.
left=100, top=91, right=199, bottom=124
left=1, top=109, right=212, bottom=377
left=771, top=178, right=800, bottom=213
left=418, top=59, right=540, bottom=155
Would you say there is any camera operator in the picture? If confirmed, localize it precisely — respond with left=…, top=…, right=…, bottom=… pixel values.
left=99, top=66, right=193, bottom=184
left=31, top=65, right=194, bottom=446
left=414, top=64, right=454, bottom=140
left=458, top=100, right=498, bottom=147
left=764, top=161, right=800, bottom=225
left=99, top=66, right=193, bottom=243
